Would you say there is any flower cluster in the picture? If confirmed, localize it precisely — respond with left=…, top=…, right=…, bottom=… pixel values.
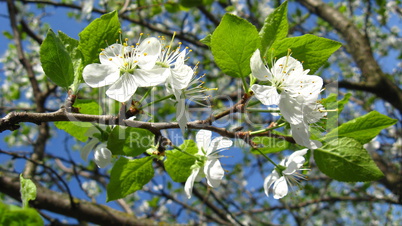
left=83, top=34, right=199, bottom=133
left=250, top=49, right=326, bottom=149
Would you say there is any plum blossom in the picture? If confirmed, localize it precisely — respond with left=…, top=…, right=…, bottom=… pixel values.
left=264, top=149, right=309, bottom=199
left=83, top=36, right=169, bottom=102
left=250, top=49, right=325, bottom=149
left=185, top=130, right=233, bottom=199
left=156, top=36, right=194, bottom=134
left=93, top=144, right=112, bottom=168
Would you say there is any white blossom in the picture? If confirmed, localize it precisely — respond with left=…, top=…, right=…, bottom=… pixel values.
left=184, top=130, right=233, bottom=199
left=264, top=149, right=309, bottom=199
left=250, top=49, right=325, bottom=149
left=83, top=36, right=169, bottom=102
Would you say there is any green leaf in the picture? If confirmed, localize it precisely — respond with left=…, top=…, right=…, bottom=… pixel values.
left=107, top=126, right=154, bottom=157
left=19, top=174, right=36, bottom=209
left=179, top=0, right=203, bottom=7
left=319, top=93, right=351, bottom=131
left=314, top=137, right=384, bottom=182
left=78, top=11, right=121, bottom=66
left=211, top=13, right=260, bottom=78
left=164, top=140, right=198, bottom=182
left=200, top=34, right=211, bottom=46
left=1, top=205, right=44, bottom=226
left=40, top=29, right=74, bottom=88
left=107, top=156, right=154, bottom=201
left=58, top=31, right=83, bottom=93
left=268, top=34, right=342, bottom=73
left=259, top=1, right=288, bottom=58
left=325, top=111, right=397, bottom=144
left=54, top=99, right=102, bottom=142
left=251, top=135, right=290, bottom=154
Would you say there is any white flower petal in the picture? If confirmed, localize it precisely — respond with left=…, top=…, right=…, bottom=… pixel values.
left=204, top=159, right=224, bottom=188
left=106, top=72, right=138, bottom=102
left=196, top=130, right=212, bottom=154
left=137, top=37, right=162, bottom=70
left=290, top=123, right=322, bottom=149
left=176, top=97, right=188, bottom=134
left=250, top=84, right=280, bottom=106
left=168, top=65, right=194, bottom=90
left=286, top=149, right=308, bottom=167
left=278, top=92, right=304, bottom=125
left=81, top=138, right=99, bottom=161
left=83, top=64, right=120, bottom=88
left=207, top=137, right=233, bottom=155
left=263, top=171, right=280, bottom=197
left=184, top=168, right=200, bottom=199
left=133, top=68, right=169, bottom=87
left=272, top=176, right=289, bottom=199
left=94, top=144, right=112, bottom=168
left=250, top=49, right=272, bottom=81
left=273, top=56, right=304, bottom=81
left=99, top=44, right=125, bottom=66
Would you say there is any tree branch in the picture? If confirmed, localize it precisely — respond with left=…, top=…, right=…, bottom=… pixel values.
left=0, top=175, right=161, bottom=225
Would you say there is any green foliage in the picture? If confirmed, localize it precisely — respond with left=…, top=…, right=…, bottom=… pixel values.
left=320, top=93, right=352, bottom=131
left=325, top=111, right=397, bottom=144
left=0, top=202, right=44, bottom=226
left=78, top=11, right=121, bottom=66
left=19, top=174, right=37, bottom=209
left=268, top=34, right=342, bottom=73
left=251, top=135, right=291, bottom=154
left=54, top=99, right=102, bottom=142
left=314, top=137, right=384, bottom=182
left=57, top=31, right=83, bottom=93
left=259, top=1, right=288, bottom=58
left=107, top=156, right=154, bottom=201
left=164, top=140, right=198, bottom=182
left=107, top=126, right=154, bottom=157
left=211, top=13, right=260, bottom=78
left=40, top=29, right=74, bottom=88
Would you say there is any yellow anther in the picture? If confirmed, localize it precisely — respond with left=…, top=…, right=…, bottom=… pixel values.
left=109, top=58, right=113, bottom=61
left=144, top=53, right=148, bottom=56
left=140, top=33, right=144, bottom=36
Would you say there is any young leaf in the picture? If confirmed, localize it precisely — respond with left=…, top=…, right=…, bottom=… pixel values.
left=259, top=1, right=288, bottom=57
left=211, top=13, right=260, bottom=78
left=1, top=204, right=44, bottom=226
left=164, top=140, right=198, bottom=182
left=107, top=156, right=154, bottom=201
left=314, top=137, right=384, bottom=182
left=325, top=111, right=397, bottom=144
left=58, top=31, right=83, bottom=93
left=107, top=126, right=154, bottom=157
left=78, top=11, right=121, bottom=66
left=268, top=34, right=342, bottom=73
left=40, top=29, right=74, bottom=88
left=19, top=174, right=37, bottom=209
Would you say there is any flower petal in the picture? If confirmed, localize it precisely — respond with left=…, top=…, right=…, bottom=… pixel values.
left=81, top=138, right=99, bottom=161
left=272, top=176, right=289, bottom=199
left=94, top=144, right=112, bottom=168
left=184, top=168, right=200, bottom=199
left=278, top=91, right=304, bottom=125
left=290, top=123, right=322, bottom=149
left=196, top=130, right=211, bottom=154
left=168, top=64, right=194, bottom=90
left=137, top=37, right=162, bottom=70
left=133, top=68, right=169, bottom=87
left=250, top=84, right=280, bottom=106
left=204, top=159, right=224, bottom=188
left=106, top=72, right=138, bottom=102
left=99, top=43, right=125, bottom=67
left=287, top=149, right=308, bottom=167
left=250, top=49, right=272, bottom=81
left=207, top=137, right=233, bottom=155
left=83, top=64, right=119, bottom=88
left=273, top=55, right=304, bottom=81
left=176, top=97, right=188, bottom=135
left=263, top=171, right=280, bottom=197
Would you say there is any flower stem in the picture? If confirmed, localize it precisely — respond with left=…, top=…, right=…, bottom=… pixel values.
left=139, top=87, right=153, bottom=104
left=241, top=76, right=249, bottom=93
left=254, top=148, right=278, bottom=167
left=249, top=122, right=286, bottom=135
left=139, top=94, right=174, bottom=110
